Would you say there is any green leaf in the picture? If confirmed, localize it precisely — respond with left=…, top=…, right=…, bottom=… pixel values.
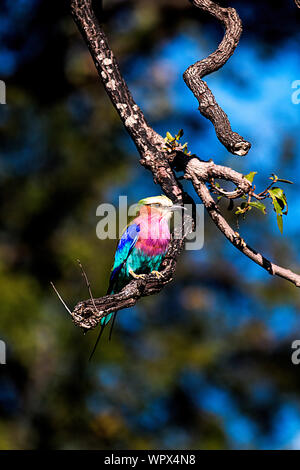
left=268, top=187, right=288, bottom=234
left=249, top=201, right=267, bottom=215
left=244, top=171, right=257, bottom=183
left=270, top=174, right=293, bottom=185
left=235, top=202, right=249, bottom=215
left=277, top=214, right=283, bottom=234
left=166, top=131, right=174, bottom=142
left=176, top=129, right=184, bottom=139
left=268, top=191, right=282, bottom=214
left=277, top=178, right=293, bottom=185
left=270, top=187, right=284, bottom=198
left=269, top=187, right=287, bottom=211
left=235, top=207, right=244, bottom=215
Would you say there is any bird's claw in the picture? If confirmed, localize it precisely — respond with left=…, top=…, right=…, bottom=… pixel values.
left=129, top=270, right=146, bottom=280
left=151, top=270, right=164, bottom=279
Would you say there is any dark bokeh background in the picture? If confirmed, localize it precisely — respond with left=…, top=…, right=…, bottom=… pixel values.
left=0, top=0, right=300, bottom=449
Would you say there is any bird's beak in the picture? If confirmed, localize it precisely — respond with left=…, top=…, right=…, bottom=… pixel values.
left=169, top=205, right=187, bottom=212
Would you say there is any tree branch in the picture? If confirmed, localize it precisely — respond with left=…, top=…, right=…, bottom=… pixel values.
left=183, top=0, right=251, bottom=156
left=184, top=167, right=300, bottom=288
left=70, top=0, right=184, bottom=203
left=66, top=0, right=300, bottom=333
left=70, top=0, right=195, bottom=330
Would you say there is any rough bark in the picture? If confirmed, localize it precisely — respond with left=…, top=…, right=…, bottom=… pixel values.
left=183, top=0, right=251, bottom=156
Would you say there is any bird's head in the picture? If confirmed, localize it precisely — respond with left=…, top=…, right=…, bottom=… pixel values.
left=137, top=195, right=185, bottom=220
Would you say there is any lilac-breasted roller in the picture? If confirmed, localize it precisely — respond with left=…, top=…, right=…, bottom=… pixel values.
left=89, top=195, right=184, bottom=359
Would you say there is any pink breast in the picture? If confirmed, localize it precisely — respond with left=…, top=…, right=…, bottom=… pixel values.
left=135, top=213, right=170, bottom=256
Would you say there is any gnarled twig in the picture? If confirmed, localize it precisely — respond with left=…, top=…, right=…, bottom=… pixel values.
left=70, top=0, right=181, bottom=203
left=183, top=0, right=251, bottom=156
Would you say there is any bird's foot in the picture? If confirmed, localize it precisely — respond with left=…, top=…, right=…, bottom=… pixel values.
left=151, top=270, right=164, bottom=279
left=129, top=270, right=146, bottom=280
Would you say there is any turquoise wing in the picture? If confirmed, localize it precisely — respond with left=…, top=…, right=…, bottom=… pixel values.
left=107, top=222, right=141, bottom=295
left=89, top=222, right=141, bottom=360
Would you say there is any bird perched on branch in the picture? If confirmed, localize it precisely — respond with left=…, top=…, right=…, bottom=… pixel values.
left=89, top=195, right=184, bottom=360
